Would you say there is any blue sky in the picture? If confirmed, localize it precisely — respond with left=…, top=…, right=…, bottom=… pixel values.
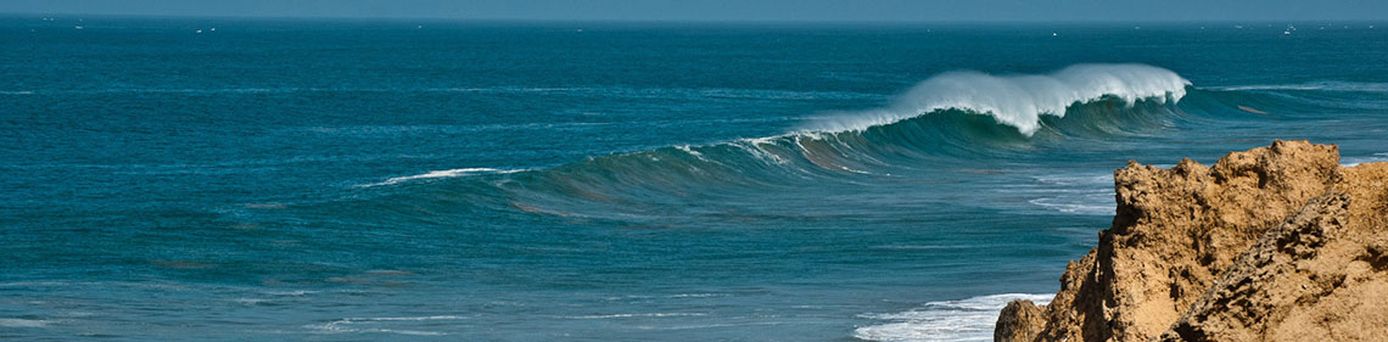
left=3, top=0, right=1386, bottom=22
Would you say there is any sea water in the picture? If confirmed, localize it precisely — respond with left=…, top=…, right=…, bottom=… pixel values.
left=2, top=16, right=1387, bottom=341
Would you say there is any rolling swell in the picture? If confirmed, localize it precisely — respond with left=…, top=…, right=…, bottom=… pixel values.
left=352, top=64, right=1305, bottom=219
left=482, top=98, right=1190, bottom=219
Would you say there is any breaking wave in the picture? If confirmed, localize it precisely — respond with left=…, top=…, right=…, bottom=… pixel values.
left=803, top=64, right=1190, bottom=135
left=346, top=64, right=1331, bottom=221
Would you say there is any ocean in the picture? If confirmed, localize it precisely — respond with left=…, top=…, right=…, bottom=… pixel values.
left=2, top=16, right=1387, bottom=341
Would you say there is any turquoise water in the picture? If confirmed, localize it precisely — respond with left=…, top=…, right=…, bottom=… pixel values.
left=3, top=16, right=1387, bottom=340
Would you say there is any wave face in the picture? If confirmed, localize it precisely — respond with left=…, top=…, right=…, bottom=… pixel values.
left=804, top=64, right=1190, bottom=135
left=370, top=64, right=1193, bottom=191
left=364, top=64, right=1200, bottom=220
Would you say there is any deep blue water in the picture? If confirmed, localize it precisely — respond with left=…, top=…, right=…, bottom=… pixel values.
left=3, top=16, right=1387, bottom=341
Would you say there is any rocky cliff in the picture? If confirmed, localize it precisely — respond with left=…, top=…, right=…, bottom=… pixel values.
left=996, top=141, right=1388, bottom=341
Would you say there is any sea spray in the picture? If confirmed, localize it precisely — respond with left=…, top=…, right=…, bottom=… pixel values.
left=803, top=64, right=1190, bottom=135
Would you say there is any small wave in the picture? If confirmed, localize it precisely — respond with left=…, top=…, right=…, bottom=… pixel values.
left=854, top=293, right=1052, bottom=342
left=1032, top=174, right=1111, bottom=186
left=0, top=90, right=35, bottom=95
left=244, top=202, right=287, bottom=209
left=0, top=318, right=54, bottom=328
left=675, top=144, right=707, bottom=159
left=0, top=281, right=70, bottom=287
left=563, top=312, right=707, bottom=319
left=234, top=298, right=273, bottom=305
left=262, top=290, right=317, bottom=296
left=1022, top=174, right=1115, bottom=215
left=360, top=168, right=528, bottom=187
left=637, top=321, right=787, bottom=331
left=1028, top=197, right=1114, bottom=215
left=603, top=293, right=728, bottom=301
left=871, top=244, right=976, bottom=250
left=1207, top=81, right=1388, bottom=93
left=1343, top=152, right=1388, bottom=167
left=344, top=316, right=468, bottom=321
left=803, top=64, right=1189, bottom=135
left=304, top=315, right=467, bottom=336
left=668, top=293, right=727, bottom=298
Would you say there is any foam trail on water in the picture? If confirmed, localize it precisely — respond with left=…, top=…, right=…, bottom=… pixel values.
left=804, top=64, right=1190, bottom=135
left=304, top=315, right=467, bottom=336
left=1207, top=81, right=1388, bottom=93
left=0, top=318, right=53, bottom=328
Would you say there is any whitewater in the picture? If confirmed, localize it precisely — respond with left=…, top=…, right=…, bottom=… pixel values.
left=805, top=64, right=1190, bottom=135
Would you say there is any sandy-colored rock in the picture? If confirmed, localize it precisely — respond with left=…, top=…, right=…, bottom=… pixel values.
left=1160, top=193, right=1350, bottom=341
left=996, top=300, right=1047, bottom=342
left=996, top=141, right=1388, bottom=341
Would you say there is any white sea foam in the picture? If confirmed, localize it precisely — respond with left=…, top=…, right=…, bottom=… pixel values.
left=803, top=64, right=1190, bottom=136
left=1032, top=174, right=1112, bottom=186
left=0, top=318, right=54, bottom=328
left=563, top=312, right=707, bottom=319
left=360, top=168, right=527, bottom=187
left=234, top=298, right=272, bottom=305
left=1028, top=197, right=1113, bottom=215
left=304, top=315, right=467, bottom=336
left=675, top=144, right=721, bottom=164
left=344, top=315, right=468, bottom=321
left=675, top=145, right=704, bottom=158
left=668, top=293, right=726, bottom=298
left=262, top=290, right=316, bottom=296
left=854, top=293, right=1053, bottom=342
left=636, top=321, right=787, bottom=331
left=1021, top=173, right=1116, bottom=215
left=604, top=293, right=728, bottom=301
left=733, top=138, right=790, bottom=165
left=1342, top=152, right=1388, bottom=167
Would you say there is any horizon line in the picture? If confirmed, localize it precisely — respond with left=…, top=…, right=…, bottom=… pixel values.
left=3, top=11, right=1385, bottom=25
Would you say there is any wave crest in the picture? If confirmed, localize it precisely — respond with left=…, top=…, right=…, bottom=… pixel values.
left=350, top=64, right=1202, bottom=219
left=804, top=64, right=1190, bottom=135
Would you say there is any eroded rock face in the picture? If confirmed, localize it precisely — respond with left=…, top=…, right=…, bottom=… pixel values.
left=996, top=300, right=1046, bottom=342
left=996, top=141, right=1388, bottom=341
